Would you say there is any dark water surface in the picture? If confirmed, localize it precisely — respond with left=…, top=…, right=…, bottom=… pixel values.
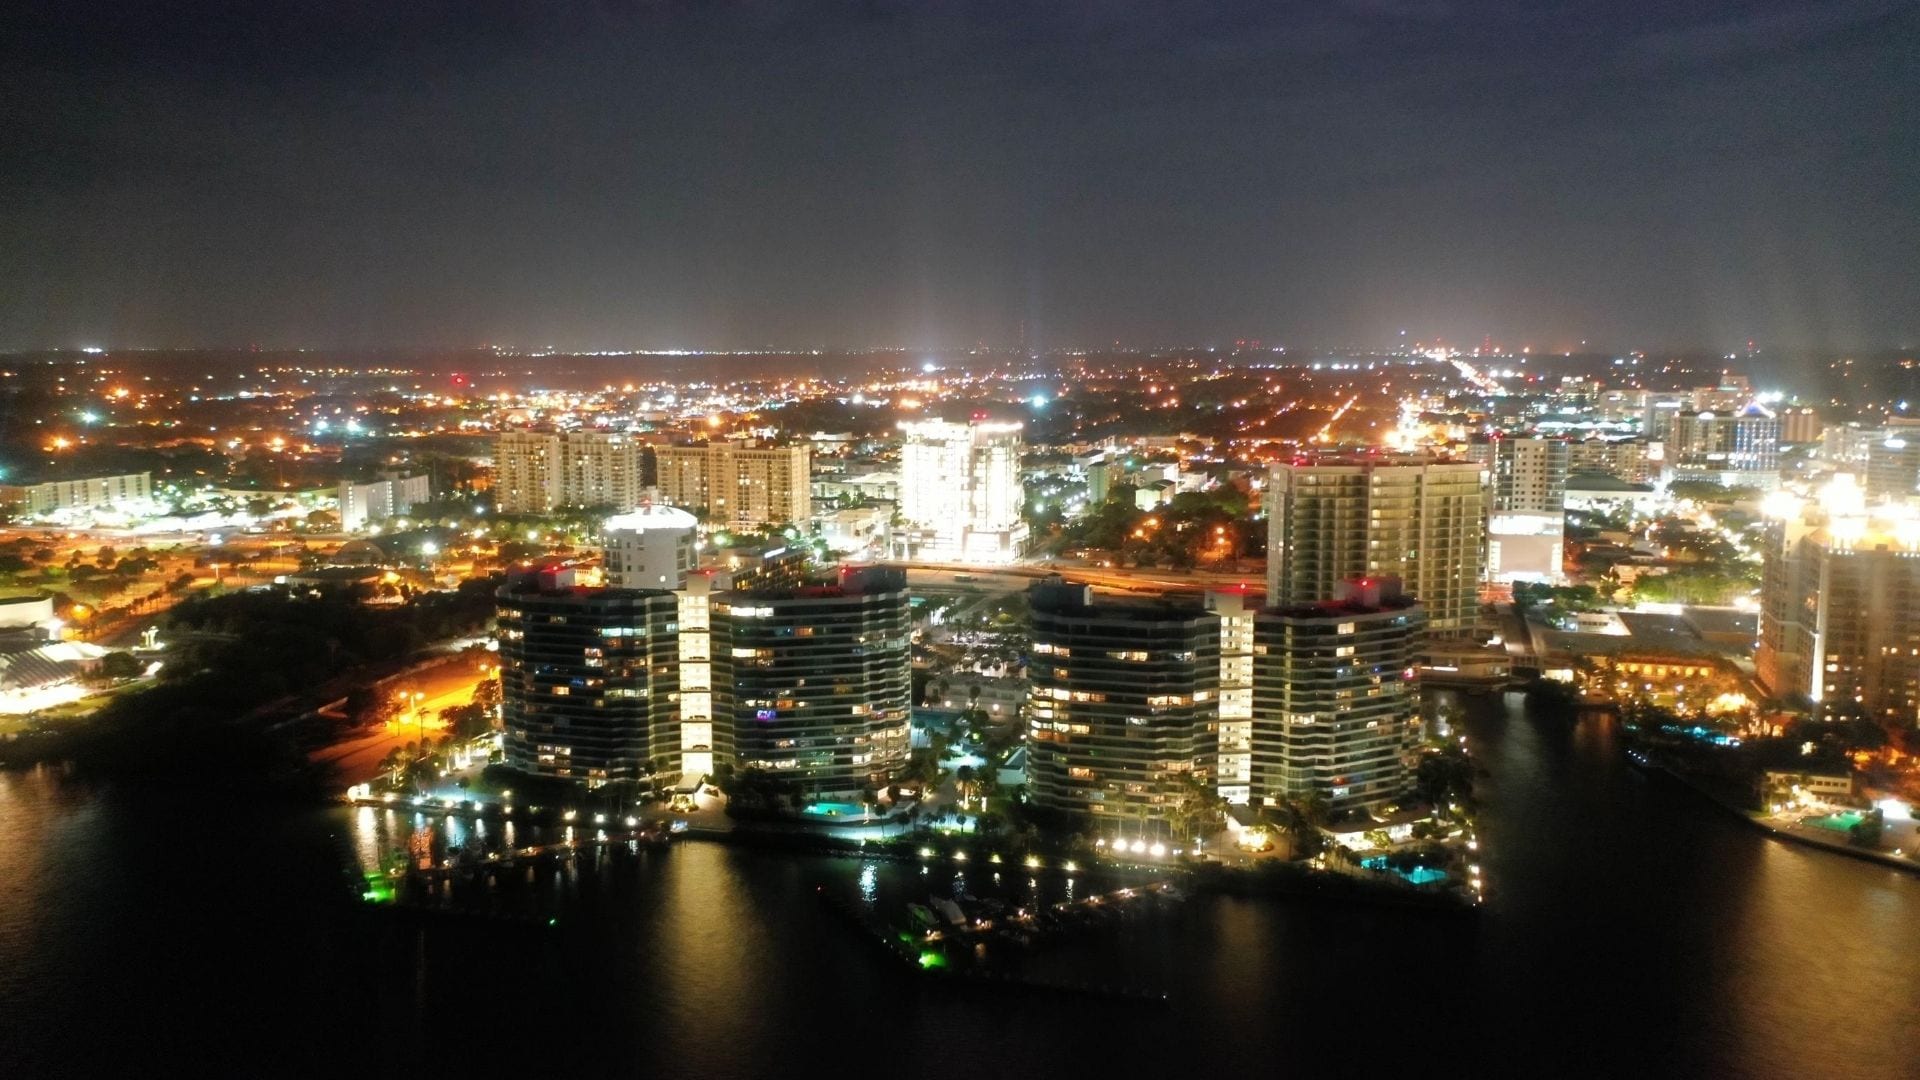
left=3, top=696, right=1916, bottom=1078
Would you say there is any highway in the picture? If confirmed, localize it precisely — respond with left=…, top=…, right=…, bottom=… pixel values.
left=901, top=560, right=1263, bottom=598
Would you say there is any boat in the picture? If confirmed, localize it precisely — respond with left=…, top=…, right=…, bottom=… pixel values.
left=930, top=896, right=968, bottom=927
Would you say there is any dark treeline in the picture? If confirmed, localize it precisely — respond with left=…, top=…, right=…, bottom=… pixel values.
left=0, top=579, right=500, bottom=791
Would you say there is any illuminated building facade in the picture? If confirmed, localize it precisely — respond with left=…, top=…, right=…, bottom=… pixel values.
left=897, top=417, right=1028, bottom=563
left=338, top=474, right=429, bottom=532
left=1668, top=405, right=1781, bottom=486
left=652, top=441, right=812, bottom=527
left=1758, top=476, right=1920, bottom=722
left=714, top=566, right=910, bottom=794
left=497, top=567, right=680, bottom=785
left=1566, top=438, right=1655, bottom=484
left=1, top=472, right=152, bottom=517
left=494, top=430, right=647, bottom=513
left=602, top=504, right=700, bottom=590
left=1467, top=435, right=1568, bottom=513
left=1252, top=578, right=1424, bottom=814
left=1264, top=458, right=1486, bottom=636
left=1026, top=582, right=1222, bottom=827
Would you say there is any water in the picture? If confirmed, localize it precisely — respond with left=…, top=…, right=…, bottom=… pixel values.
left=3, top=695, right=1917, bottom=1077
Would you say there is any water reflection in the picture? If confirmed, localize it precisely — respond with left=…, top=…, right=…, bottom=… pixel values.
left=2, top=694, right=1917, bottom=1077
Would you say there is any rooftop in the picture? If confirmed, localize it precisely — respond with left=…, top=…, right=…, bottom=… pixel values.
left=604, top=504, right=699, bottom=532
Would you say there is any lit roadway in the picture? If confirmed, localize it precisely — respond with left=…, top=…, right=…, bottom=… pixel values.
left=309, top=664, right=490, bottom=785
left=901, top=560, right=1263, bottom=597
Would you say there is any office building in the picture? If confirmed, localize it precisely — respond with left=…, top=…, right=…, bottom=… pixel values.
left=653, top=441, right=812, bottom=527
left=602, top=504, right=700, bottom=590
left=1758, top=476, right=1920, bottom=722
left=1820, top=423, right=1879, bottom=468
left=1667, top=405, right=1780, bottom=485
left=1026, top=582, right=1222, bottom=827
left=494, top=430, right=647, bottom=513
left=1864, top=434, right=1920, bottom=500
left=338, top=474, right=429, bottom=532
left=1264, top=457, right=1486, bottom=636
left=1251, top=578, right=1425, bottom=814
left=496, top=567, right=680, bottom=785
left=896, top=418, right=1028, bottom=563
left=1466, top=437, right=1566, bottom=585
left=714, top=566, right=910, bottom=794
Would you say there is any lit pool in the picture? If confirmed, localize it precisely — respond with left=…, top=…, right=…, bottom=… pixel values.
left=1805, top=811, right=1866, bottom=833
left=802, top=802, right=868, bottom=818
left=1361, top=857, right=1449, bottom=886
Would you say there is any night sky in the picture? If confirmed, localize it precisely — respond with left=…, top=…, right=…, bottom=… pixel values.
left=3, top=1, right=1916, bottom=352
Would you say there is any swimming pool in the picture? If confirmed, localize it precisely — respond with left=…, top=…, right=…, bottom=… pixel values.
left=1804, top=811, right=1866, bottom=833
left=1361, top=856, right=1449, bottom=886
left=802, top=802, right=868, bottom=818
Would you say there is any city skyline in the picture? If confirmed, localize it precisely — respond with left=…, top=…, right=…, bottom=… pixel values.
left=4, top=3, right=1918, bottom=352
left=3, top=6, right=1919, bottom=1076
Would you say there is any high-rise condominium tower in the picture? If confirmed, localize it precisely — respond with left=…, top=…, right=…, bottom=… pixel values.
left=1467, top=436, right=1569, bottom=513
left=1026, top=582, right=1223, bottom=827
left=714, top=566, right=912, bottom=794
left=1252, top=578, right=1424, bottom=814
left=1758, top=476, right=1920, bottom=723
left=494, top=430, right=646, bottom=513
left=897, top=417, right=1027, bottom=563
left=652, top=440, right=812, bottom=527
left=602, top=504, right=700, bottom=590
left=1265, top=457, right=1486, bottom=636
left=497, top=566, right=680, bottom=785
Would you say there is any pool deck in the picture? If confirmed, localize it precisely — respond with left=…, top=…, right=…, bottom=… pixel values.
left=1645, top=765, right=1920, bottom=876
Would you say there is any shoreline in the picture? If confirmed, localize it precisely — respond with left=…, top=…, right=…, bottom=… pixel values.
left=342, top=793, right=1476, bottom=911
left=1632, top=757, right=1920, bottom=877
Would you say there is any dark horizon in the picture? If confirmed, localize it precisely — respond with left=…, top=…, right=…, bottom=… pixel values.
left=4, top=2, right=1917, bottom=353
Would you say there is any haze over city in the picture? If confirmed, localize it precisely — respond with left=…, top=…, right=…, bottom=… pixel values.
left=4, top=1, right=1918, bottom=352
left=4, top=5, right=1920, bottom=1079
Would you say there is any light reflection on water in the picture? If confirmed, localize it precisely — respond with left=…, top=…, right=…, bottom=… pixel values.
left=2, top=692, right=1917, bottom=1077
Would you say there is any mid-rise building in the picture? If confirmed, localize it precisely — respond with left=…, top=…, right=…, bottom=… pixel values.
left=1566, top=438, right=1655, bottom=485
left=338, top=475, right=429, bottom=532
left=1252, top=578, right=1425, bottom=814
left=1486, top=511, right=1565, bottom=584
left=1467, top=436, right=1568, bottom=513
left=896, top=417, right=1028, bottom=563
left=493, top=430, right=646, bottom=513
left=1820, top=423, right=1880, bottom=468
left=1264, top=457, right=1486, bottom=636
left=714, top=566, right=910, bottom=794
left=1466, top=437, right=1566, bottom=585
left=653, top=441, right=812, bottom=527
left=1758, top=476, right=1920, bottom=721
left=1, top=473, right=152, bottom=517
left=496, top=567, right=680, bottom=785
left=1780, top=406, right=1824, bottom=446
left=1864, top=434, right=1920, bottom=500
left=1667, top=405, right=1780, bottom=485
left=1026, top=582, right=1222, bottom=827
